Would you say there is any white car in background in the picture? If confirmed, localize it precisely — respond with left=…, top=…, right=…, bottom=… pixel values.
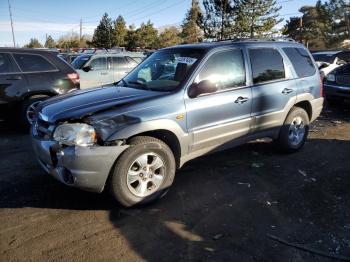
left=312, top=50, right=349, bottom=76
left=72, top=53, right=144, bottom=89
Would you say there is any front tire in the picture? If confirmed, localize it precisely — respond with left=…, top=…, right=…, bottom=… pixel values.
left=109, top=136, right=176, bottom=207
left=21, top=95, right=49, bottom=127
left=276, top=107, right=309, bottom=153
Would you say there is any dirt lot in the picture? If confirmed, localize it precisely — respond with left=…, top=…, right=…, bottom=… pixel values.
left=1, top=104, right=350, bottom=262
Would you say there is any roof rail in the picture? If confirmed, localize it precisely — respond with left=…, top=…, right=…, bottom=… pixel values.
left=231, top=37, right=296, bottom=42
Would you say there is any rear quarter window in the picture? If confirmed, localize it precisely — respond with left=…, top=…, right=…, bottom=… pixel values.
left=249, top=48, right=285, bottom=84
left=13, top=53, right=57, bottom=72
left=283, top=47, right=316, bottom=78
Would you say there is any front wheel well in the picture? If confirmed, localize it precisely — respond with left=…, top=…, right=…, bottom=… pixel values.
left=294, top=101, right=312, bottom=120
left=128, top=130, right=181, bottom=168
left=22, top=92, right=55, bottom=101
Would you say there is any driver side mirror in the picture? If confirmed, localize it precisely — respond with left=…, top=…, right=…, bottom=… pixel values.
left=188, top=80, right=218, bottom=98
left=82, top=65, right=92, bottom=72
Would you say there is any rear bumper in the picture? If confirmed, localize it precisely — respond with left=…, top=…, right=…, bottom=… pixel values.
left=310, top=97, right=324, bottom=122
left=324, top=83, right=350, bottom=99
left=31, top=132, right=129, bottom=193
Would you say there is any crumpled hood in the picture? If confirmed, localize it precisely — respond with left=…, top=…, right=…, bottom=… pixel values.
left=37, top=85, right=165, bottom=123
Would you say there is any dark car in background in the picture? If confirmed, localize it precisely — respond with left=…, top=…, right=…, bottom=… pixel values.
left=0, top=48, right=80, bottom=126
left=324, top=63, right=350, bottom=104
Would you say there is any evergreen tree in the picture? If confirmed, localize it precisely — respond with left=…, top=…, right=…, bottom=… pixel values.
left=44, top=35, right=56, bottom=48
left=181, top=0, right=202, bottom=43
left=159, top=27, right=182, bottom=48
left=198, top=0, right=235, bottom=40
left=135, top=21, right=159, bottom=49
left=324, top=0, right=350, bottom=47
left=24, top=38, right=43, bottom=48
left=112, top=15, right=127, bottom=47
left=235, top=0, right=282, bottom=38
left=126, top=25, right=139, bottom=51
left=92, top=13, right=113, bottom=48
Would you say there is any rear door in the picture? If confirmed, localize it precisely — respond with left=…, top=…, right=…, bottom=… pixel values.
left=12, top=52, right=57, bottom=97
left=248, top=47, right=296, bottom=131
left=185, top=48, right=252, bottom=152
left=0, top=52, right=26, bottom=103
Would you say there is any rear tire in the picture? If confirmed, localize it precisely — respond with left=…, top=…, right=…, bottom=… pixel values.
left=276, top=107, right=309, bottom=153
left=109, top=136, right=176, bottom=207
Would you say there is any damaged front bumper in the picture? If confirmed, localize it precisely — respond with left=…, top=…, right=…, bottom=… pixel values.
left=31, top=129, right=129, bottom=193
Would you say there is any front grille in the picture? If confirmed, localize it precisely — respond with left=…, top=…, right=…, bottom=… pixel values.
left=336, top=75, right=350, bottom=85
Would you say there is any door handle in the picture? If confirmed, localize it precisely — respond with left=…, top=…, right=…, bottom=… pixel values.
left=100, top=72, right=108, bottom=75
left=6, top=76, right=22, bottom=80
left=282, top=88, right=293, bottom=94
left=235, top=96, right=249, bottom=104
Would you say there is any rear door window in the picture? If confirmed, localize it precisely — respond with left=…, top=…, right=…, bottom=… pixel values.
left=283, top=47, right=316, bottom=78
left=13, top=53, right=57, bottom=72
left=112, top=57, right=129, bottom=68
left=249, top=48, right=285, bottom=84
left=196, top=49, right=246, bottom=91
left=0, top=53, right=20, bottom=73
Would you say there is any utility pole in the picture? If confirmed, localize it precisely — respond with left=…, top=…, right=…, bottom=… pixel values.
left=79, top=18, right=82, bottom=46
left=7, top=0, right=16, bottom=47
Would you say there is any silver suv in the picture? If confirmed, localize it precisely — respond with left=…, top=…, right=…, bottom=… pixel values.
left=72, top=52, right=144, bottom=89
left=31, top=39, right=324, bottom=207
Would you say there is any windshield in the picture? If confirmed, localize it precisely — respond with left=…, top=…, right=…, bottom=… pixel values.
left=72, top=55, right=92, bottom=69
left=312, top=53, right=337, bottom=63
left=120, top=48, right=204, bottom=92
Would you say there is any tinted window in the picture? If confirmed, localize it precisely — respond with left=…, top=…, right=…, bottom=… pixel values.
left=0, top=53, right=19, bottom=73
left=13, top=53, right=57, bottom=72
left=249, top=48, right=285, bottom=84
left=196, top=49, right=246, bottom=90
left=89, top=57, right=107, bottom=70
left=283, top=47, right=316, bottom=78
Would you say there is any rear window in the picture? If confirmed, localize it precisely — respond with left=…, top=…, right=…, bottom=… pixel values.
left=249, top=48, right=285, bottom=84
left=13, top=53, right=57, bottom=72
left=283, top=47, right=316, bottom=78
left=0, top=53, right=19, bottom=73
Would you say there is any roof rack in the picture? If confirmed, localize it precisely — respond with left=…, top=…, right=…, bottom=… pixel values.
left=213, top=37, right=296, bottom=43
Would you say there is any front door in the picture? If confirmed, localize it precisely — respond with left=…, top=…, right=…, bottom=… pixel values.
left=185, top=48, right=252, bottom=153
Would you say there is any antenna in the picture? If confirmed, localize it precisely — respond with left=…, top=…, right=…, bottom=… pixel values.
left=7, top=0, right=16, bottom=47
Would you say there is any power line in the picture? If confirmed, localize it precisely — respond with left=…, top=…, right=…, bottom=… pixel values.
left=127, top=0, right=188, bottom=24
left=7, top=0, right=15, bottom=47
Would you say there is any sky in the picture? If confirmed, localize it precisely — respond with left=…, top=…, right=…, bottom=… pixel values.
left=0, top=0, right=317, bottom=47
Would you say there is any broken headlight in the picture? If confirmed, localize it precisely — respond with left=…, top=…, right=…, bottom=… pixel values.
left=53, top=123, right=97, bottom=146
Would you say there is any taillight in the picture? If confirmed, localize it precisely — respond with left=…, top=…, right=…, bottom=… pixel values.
left=67, top=73, right=80, bottom=85
left=320, top=74, right=324, bottom=97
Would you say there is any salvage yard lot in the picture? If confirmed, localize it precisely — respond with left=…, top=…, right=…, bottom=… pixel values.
left=0, top=104, right=350, bottom=262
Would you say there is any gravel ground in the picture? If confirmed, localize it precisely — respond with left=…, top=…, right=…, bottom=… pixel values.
left=0, top=103, right=350, bottom=262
